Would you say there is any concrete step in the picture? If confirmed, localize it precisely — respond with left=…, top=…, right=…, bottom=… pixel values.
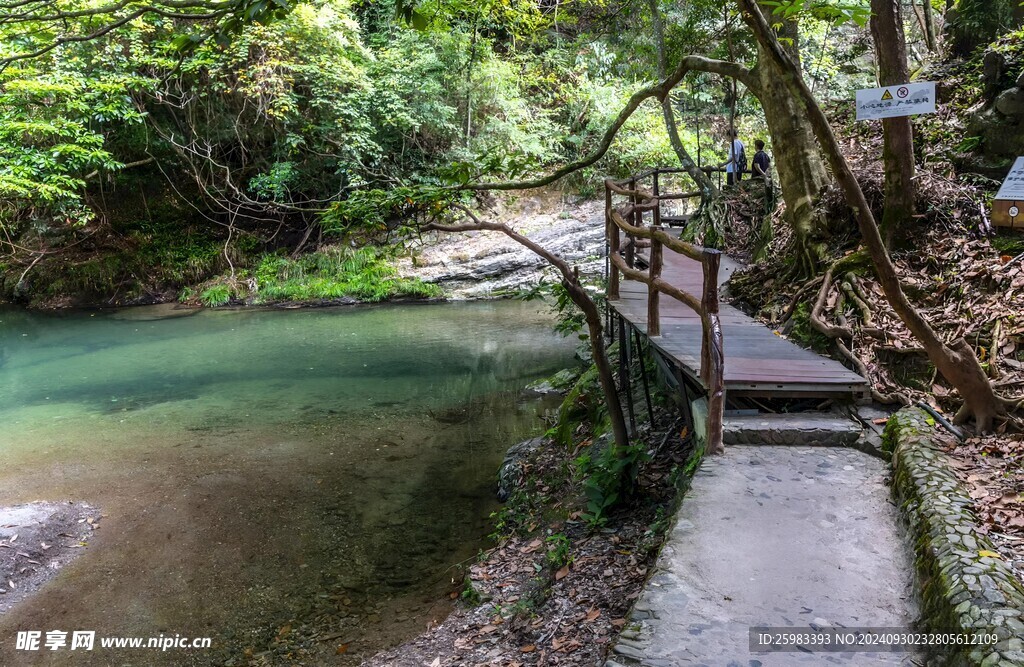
left=723, top=412, right=863, bottom=447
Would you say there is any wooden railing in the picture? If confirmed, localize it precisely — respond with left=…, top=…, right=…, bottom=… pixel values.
left=604, top=169, right=725, bottom=454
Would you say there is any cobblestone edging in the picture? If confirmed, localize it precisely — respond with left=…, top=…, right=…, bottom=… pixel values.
left=886, top=407, right=1024, bottom=666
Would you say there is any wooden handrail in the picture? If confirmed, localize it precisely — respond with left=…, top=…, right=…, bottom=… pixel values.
left=604, top=169, right=725, bottom=455
left=609, top=207, right=704, bottom=261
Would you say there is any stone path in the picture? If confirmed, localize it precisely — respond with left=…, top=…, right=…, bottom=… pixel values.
left=608, top=446, right=922, bottom=667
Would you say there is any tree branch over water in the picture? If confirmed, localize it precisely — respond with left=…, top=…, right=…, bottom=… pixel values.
left=463, top=56, right=754, bottom=192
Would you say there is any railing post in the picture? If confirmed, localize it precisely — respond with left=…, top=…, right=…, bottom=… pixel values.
left=606, top=181, right=619, bottom=300
left=700, top=249, right=725, bottom=455
left=699, top=249, right=720, bottom=384
left=626, top=177, right=637, bottom=269
left=652, top=170, right=661, bottom=228
left=648, top=225, right=663, bottom=337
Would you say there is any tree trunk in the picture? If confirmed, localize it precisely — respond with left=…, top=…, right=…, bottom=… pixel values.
left=870, top=0, right=916, bottom=248
left=739, top=0, right=1008, bottom=431
left=750, top=42, right=830, bottom=275
left=742, top=2, right=830, bottom=276
left=921, top=0, right=938, bottom=51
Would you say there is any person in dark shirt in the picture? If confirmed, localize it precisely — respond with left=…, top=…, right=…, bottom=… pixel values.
left=751, top=139, right=771, bottom=180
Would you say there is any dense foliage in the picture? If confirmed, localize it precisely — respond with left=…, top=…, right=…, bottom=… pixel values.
left=0, top=0, right=1019, bottom=306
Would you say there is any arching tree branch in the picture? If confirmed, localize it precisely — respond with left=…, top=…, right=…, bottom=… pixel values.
left=465, top=55, right=755, bottom=192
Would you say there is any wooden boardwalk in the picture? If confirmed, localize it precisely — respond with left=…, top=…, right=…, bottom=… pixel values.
left=610, top=251, right=869, bottom=400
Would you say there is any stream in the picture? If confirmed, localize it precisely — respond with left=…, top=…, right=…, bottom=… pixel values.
left=0, top=300, right=576, bottom=665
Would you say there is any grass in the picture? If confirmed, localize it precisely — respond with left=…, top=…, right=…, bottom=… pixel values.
left=199, top=284, right=232, bottom=307
left=253, top=246, right=441, bottom=303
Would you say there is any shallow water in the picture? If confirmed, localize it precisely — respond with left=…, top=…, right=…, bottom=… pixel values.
left=0, top=301, right=575, bottom=665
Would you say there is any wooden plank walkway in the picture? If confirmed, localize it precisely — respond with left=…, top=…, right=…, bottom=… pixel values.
left=610, top=251, right=870, bottom=400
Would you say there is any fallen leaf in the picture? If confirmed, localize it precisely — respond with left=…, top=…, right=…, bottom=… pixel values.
left=555, top=565, right=570, bottom=581
left=978, top=550, right=1002, bottom=558
left=585, top=608, right=600, bottom=622
left=611, top=618, right=627, bottom=627
left=520, top=645, right=536, bottom=653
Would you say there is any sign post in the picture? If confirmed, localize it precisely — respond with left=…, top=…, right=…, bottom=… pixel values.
left=855, top=82, right=937, bottom=121
left=993, top=157, right=1024, bottom=229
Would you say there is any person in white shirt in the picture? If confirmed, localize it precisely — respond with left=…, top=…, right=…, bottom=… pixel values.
left=719, top=128, right=746, bottom=186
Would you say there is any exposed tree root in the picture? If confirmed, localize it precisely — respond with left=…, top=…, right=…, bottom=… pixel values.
left=810, top=267, right=854, bottom=339
left=840, top=273, right=874, bottom=327
left=836, top=340, right=909, bottom=406
left=779, top=275, right=823, bottom=326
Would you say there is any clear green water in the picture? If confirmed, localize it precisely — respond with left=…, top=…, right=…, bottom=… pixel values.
left=0, top=301, right=575, bottom=665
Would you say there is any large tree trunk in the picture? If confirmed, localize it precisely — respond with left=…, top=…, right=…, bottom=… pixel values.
left=739, top=0, right=1009, bottom=431
left=749, top=35, right=830, bottom=275
left=870, top=0, right=916, bottom=248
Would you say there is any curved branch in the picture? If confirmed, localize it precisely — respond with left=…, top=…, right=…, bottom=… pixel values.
left=465, top=55, right=755, bottom=192
left=0, top=6, right=227, bottom=70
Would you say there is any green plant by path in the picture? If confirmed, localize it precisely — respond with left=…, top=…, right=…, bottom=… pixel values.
left=575, top=439, right=649, bottom=530
left=544, top=533, right=572, bottom=570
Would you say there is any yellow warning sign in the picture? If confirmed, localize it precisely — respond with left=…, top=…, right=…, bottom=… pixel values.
left=881, top=89, right=893, bottom=100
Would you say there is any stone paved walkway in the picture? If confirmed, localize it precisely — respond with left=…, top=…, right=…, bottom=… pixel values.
left=608, top=446, right=922, bottom=666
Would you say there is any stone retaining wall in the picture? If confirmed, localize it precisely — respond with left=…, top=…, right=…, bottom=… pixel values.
left=887, top=407, right=1024, bottom=666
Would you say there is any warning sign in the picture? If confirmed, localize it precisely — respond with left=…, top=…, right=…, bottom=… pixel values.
left=856, top=81, right=936, bottom=120
left=993, top=156, right=1024, bottom=229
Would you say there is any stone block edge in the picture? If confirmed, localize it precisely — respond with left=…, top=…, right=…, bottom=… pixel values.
left=888, top=406, right=1024, bottom=667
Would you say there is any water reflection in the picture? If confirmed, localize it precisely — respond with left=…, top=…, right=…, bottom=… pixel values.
left=0, top=301, right=575, bottom=665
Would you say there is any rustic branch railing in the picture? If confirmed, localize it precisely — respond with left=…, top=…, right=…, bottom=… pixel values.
left=604, top=169, right=725, bottom=455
